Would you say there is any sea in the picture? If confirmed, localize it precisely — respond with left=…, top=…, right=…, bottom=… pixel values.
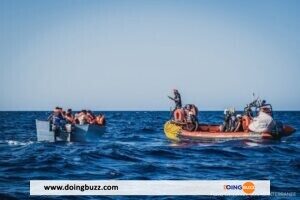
left=0, top=111, right=299, bottom=199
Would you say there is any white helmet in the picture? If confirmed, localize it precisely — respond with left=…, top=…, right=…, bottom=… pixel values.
left=224, top=109, right=228, bottom=115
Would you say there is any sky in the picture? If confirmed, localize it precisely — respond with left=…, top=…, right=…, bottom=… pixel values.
left=0, top=0, right=299, bottom=111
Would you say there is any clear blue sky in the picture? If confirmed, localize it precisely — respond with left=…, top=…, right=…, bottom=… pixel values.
left=0, top=0, right=299, bottom=111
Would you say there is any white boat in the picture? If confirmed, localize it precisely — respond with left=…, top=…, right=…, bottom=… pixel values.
left=36, top=120, right=106, bottom=142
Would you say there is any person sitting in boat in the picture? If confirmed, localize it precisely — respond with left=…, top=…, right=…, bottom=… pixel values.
left=220, top=108, right=236, bottom=132
left=233, top=114, right=243, bottom=132
left=87, top=110, right=96, bottom=124
left=183, top=104, right=199, bottom=131
left=168, top=89, right=182, bottom=110
left=96, top=114, right=106, bottom=126
left=184, top=104, right=199, bottom=121
left=64, top=109, right=75, bottom=124
left=248, top=107, right=275, bottom=133
left=75, top=110, right=89, bottom=125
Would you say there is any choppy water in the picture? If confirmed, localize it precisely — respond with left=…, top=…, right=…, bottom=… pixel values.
left=0, top=111, right=299, bottom=199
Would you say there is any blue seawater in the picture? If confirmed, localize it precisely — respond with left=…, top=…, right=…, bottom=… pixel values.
left=0, top=111, right=299, bottom=199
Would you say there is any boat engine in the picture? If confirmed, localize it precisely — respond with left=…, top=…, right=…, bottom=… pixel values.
left=271, top=121, right=284, bottom=139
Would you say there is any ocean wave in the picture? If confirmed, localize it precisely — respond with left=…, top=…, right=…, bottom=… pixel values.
left=0, top=111, right=299, bottom=198
left=1, top=140, right=34, bottom=146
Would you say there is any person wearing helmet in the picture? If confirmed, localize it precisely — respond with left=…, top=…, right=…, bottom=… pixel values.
left=220, top=109, right=229, bottom=132
left=168, top=89, right=182, bottom=109
left=220, top=108, right=236, bottom=132
left=233, top=114, right=243, bottom=132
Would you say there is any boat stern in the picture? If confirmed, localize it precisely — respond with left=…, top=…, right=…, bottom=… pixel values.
left=283, top=125, right=296, bottom=137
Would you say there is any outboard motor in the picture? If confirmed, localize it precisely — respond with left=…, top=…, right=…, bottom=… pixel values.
left=271, top=121, right=284, bottom=139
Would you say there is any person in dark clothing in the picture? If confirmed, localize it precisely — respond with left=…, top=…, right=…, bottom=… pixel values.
left=47, top=107, right=65, bottom=134
left=168, top=89, right=182, bottom=109
left=48, top=107, right=64, bottom=126
left=234, top=114, right=243, bottom=132
left=220, top=108, right=236, bottom=132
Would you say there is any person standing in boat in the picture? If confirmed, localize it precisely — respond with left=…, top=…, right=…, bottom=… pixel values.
left=48, top=107, right=64, bottom=126
left=168, top=89, right=182, bottom=109
left=87, top=110, right=96, bottom=124
left=47, top=107, right=65, bottom=134
left=96, top=114, right=106, bottom=126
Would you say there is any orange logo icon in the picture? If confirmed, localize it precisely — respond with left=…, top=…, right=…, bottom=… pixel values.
left=243, top=182, right=255, bottom=194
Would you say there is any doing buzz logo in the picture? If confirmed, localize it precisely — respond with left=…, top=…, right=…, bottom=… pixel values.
left=224, top=182, right=255, bottom=194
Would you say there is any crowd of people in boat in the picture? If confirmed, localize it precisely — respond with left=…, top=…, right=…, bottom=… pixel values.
left=220, top=108, right=243, bottom=132
left=218, top=106, right=275, bottom=133
left=169, top=89, right=276, bottom=133
left=48, top=107, right=105, bottom=127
